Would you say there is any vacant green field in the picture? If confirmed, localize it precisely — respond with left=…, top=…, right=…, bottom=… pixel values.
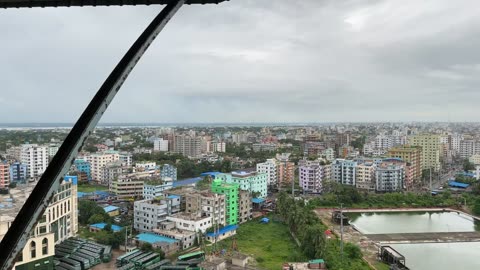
left=213, top=218, right=306, bottom=270
left=77, top=184, right=109, bottom=193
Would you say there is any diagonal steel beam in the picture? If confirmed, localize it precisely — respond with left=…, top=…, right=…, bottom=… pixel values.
left=0, top=0, right=184, bottom=268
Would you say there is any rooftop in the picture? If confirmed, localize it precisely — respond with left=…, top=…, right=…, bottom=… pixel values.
left=103, top=205, right=120, bottom=213
left=206, top=225, right=238, bottom=237
left=136, top=233, right=178, bottom=244
left=89, top=223, right=122, bottom=232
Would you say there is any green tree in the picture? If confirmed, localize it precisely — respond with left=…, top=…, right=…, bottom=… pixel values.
left=88, top=214, right=106, bottom=225
left=140, top=243, right=154, bottom=252
left=463, top=159, right=475, bottom=172
left=345, top=243, right=362, bottom=259
left=472, top=199, right=480, bottom=216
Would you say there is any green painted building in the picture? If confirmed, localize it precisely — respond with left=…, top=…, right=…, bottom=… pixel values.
left=211, top=180, right=239, bottom=225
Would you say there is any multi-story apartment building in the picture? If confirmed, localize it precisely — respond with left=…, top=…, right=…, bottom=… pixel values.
left=110, top=175, right=145, bottom=199
left=9, top=162, right=27, bottom=184
left=135, top=162, right=157, bottom=172
left=0, top=161, right=10, bottom=189
left=133, top=196, right=181, bottom=232
left=20, top=144, right=48, bottom=180
left=459, top=140, right=480, bottom=159
left=173, top=135, right=203, bottom=158
left=153, top=138, right=169, bottom=152
left=232, top=133, right=248, bottom=144
left=143, top=178, right=174, bottom=199
left=252, top=143, right=277, bottom=152
left=212, top=142, right=226, bottom=153
left=217, top=171, right=268, bottom=198
left=0, top=176, right=78, bottom=270
left=6, top=146, right=22, bottom=161
left=387, top=145, right=422, bottom=184
left=185, top=191, right=226, bottom=226
left=469, top=154, right=480, bottom=165
left=101, top=161, right=130, bottom=187
left=166, top=214, right=212, bottom=233
left=47, top=143, right=60, bottom=160
left=408, top=134, right=441, bottom=172
left=298, top=159, right=331, bottom=193
left=276, top=153, right=295, bottom=186
left=211, top=180, right=239, bottom=225
left=332, top=159, right=357, bottom=186
left=119, top=152, right=133, bottom=167
left=161, top=164, right=177, bottom=181
left=256, top=159, right=277, bottom=187
left=375, top=162, right=405, bottom=192
left=238, top=190, right=252, bottom=224
left=73, top=159, right=91, bottom=181
left=85, top=151, right=120, bottom=183
left=355, top=162, right=375, bottom=191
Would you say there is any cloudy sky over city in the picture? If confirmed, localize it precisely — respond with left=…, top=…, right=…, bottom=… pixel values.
left=1, top=0, right=479, bottom=123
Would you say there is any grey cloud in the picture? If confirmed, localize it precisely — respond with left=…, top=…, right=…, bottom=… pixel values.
left=0, top=0, right=479, bottom=123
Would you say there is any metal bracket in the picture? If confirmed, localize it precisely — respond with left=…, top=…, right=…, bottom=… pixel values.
left=0, top=0, right=184, bottom=268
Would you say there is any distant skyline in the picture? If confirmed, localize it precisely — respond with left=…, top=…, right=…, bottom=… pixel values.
left=1, top=0, right=480, bottom=122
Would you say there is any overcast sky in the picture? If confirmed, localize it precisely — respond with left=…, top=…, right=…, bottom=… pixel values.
left=1, top=0, right=479, bottom=123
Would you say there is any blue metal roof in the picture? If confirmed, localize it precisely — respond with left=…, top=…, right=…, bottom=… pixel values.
left=89, top=223, right=122, bottom=232
left=448, top=181, right=470, bottom=188
left=206, top=225, right=238, bottom=237
left=200, top=172, right=222, bottom=178
left=167, top=195, right=180, bottom=199
left=103, top=205, right=120, bottom=212
left=172, top=177, right=202, bottom=187
left=136, top=233, right=178, bottom=244
left=252, top=198, right=265, bottom=204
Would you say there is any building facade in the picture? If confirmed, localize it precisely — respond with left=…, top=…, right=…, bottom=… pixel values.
left=173, top=135, right=203, bottom=158
left=408, top=134, right=441, bottom=172
left=217, top=171, right=268, bottom=198
left=0, top=162, right=10, bottom=189
left=20, top=144, right=48, bottom=180
left=85, top=151, right=120, bottom=183
left=298, top=160, right=331, bottom=193
left=332, top=159, right=357, bottom=186
left=211, top=180, right=239, bottom=225
left=9, top=162, right=27, bottom=184
left=375, top=163, right=405, bottom=192
left=153, top=138, right=169, bottom=152
left=387, top=145, right=422, bottom=184
left=134, top=196, right=181, bottom=232
left=256, top=159, right=277, bottom=187
left=161, top=164, right=177, bottom=181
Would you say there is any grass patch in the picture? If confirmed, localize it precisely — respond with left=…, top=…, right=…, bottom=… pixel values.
left=78, top=184, right=109, bottom=193
left=211, top=218, right=306, bottom=270
left=373, top=262, right=390, bottom=270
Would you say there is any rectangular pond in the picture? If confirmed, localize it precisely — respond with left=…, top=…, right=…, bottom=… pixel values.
left=346, top=211, right=480, bottom=270
left=347, top=211, right=480, bottom=234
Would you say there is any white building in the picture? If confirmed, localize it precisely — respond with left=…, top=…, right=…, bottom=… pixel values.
left=332, top=159, right=357, bottom=186
left=0, top=176, right=78, bottom=270
left=143, top=178, right=174, bottom=199
left=119, top=152, right=133, bottom=167
left=298, top=160, right=331, bottom=193
left=166, top=214, right=212, bottom=233
left=20, top=144, right=48, bottom=180
left=135, top=162, right=157, bottom=172
left=85, top=151, right=120, bottom=183
left=212, top=142, right=226, bottom=153
left=256, top=159, right=277, bottom=187
left=375, top=163, right=405, bottom=192
left=134, top=196, right=181, bottom=232
left=154, top=138, right=169, bottom=152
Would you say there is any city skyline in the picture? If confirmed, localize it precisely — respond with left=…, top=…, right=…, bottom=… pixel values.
left=2, top=0, right=480, bottom=122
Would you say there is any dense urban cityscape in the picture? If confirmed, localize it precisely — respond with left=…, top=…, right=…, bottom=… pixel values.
left=0, top=123, right=479, bottom=270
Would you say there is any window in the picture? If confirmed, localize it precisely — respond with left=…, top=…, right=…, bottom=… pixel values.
left=30, top=241, right=36, bottom=258
left=42, top=238, right=48, bottom=255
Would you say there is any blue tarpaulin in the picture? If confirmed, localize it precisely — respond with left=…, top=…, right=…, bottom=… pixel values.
left=260, top=217, right=270, bottom=223
left=448, top=181, right=470, bottom=188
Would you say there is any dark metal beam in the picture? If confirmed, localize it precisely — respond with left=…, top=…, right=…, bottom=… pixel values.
left=0, top=0, right=227, bottom=9
left=0, top=0, right=185, bottom=269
